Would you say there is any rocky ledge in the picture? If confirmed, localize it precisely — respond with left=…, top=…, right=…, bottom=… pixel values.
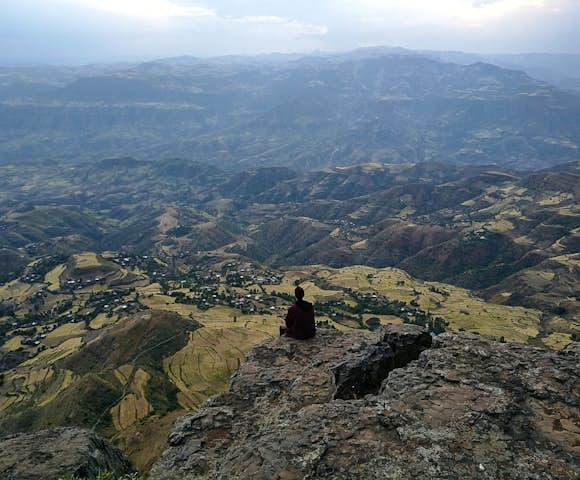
left=0, top=427, right=134, bottom=480
left=151, top=326, right=579, bottom=480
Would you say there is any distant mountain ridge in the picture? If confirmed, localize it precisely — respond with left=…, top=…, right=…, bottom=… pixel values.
left=1, top=50, right=579, bottom=170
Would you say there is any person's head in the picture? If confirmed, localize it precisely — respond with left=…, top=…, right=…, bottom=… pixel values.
left=294, top=286, right=305, bottom=300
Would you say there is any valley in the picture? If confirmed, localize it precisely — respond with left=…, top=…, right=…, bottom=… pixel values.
left=0, top=250, right=566, bottom=469
left=0, top=156, right=578, bottom=469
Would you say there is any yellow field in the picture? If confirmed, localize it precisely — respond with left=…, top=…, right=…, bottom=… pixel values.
left=435, top=298, right=539, bottom=343
left=23, top=337, right=83, bottom=366
left=198, top=311, right=281, bottom=338
left=327, top=319, right=357, bottom=331
left=263, top=273, right=341, bottom=302
left=164, top=326, right=273, bottom=409
left=299, top=280, right=342, bottom=300
left=111, top=365, right=153, bottom=430
left=551, top=254, right=580, bottom=271
left=44, top=322, right=86, bottom=347
left=262, top=271, right=304, bottom=296
left=538, top=193, right=573, bottom=206
left=112, top=409, right=185, bottom=473
left=185, top=304, right=281, bottom=330
left=311, top=265, right=542, bottom=343
left=351, top=239, right=369, bottom=250
left=193, top=305, right=239, bottom=322
left=44, top=264, right=66, bottom=291
left=143, top=301, right=199, bottom=317
left=108, top=268, right=145, bottom=288
left=79, top=283, right=110, bottom=294
left=73, top=252, right=101, bottom=268
left=138, top=283, right=163, bottom=295
left=322, top=265, right=408, bottom=293
left=524, top=269, right=556, bottom=286
left=545, top=315, right=580, bottom=334
left=38, top=369, right=75, bottom=407
left=486, top=218, right=515, bottom=232
left=2, top=335, right=23, bottom=351
left=514, top=235, right=535, bottom=246
left=89, top=313, right=120, bottom=330
left=542, top=333, right=573, bottom=350
left=0, top=367, right=55, bottom=412
left=140, top=294, right=176, bottom=308
left=0, top=280, right=44, bottom=303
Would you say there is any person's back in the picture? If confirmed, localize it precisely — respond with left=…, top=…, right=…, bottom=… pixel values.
left=283, top=286, right=316, bottom=339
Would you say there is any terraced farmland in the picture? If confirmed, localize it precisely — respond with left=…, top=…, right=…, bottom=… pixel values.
left=111, top=365, right=153, bottom=430
left=0, top=250, right=576, bottom=471
left=164, top=326, right=273, bottom=409
left=311, top=265, right=546, bottom=343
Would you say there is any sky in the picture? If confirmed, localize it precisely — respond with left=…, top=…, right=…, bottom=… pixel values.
left=1, top=0, right=579, bottom=63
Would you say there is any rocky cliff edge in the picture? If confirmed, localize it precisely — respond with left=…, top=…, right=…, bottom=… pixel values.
left=151, top=325, right=579, bottom=480
left=0, top=427, right=134, bottom=480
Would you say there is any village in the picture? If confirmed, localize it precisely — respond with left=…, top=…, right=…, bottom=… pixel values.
left=0, top=250, right=451, bottom=366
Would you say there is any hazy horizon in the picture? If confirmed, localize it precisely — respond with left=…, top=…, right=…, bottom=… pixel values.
left=1, top=0, right=579, bottom=64
left=2, top=46, right=580, bottom=68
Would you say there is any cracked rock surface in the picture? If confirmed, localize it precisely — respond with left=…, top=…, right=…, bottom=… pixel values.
left=0, top=427, right=134, bottom=480
left=150, top=326, right=579, bottom=480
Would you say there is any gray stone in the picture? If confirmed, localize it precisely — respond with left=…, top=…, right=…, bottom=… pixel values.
left=0, top=427, right=134, bottom=480
left=151, top=327, right=580, bottom=480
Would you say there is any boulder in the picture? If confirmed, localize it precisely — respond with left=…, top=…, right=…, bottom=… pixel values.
left=0, top=427, right=134, bottom=480
left=151, top=326, right=579, bottom=479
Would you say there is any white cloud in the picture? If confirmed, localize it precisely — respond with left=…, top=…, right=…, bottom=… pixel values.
left=1, top=0, right=577, bottom=62
left=231, top=15, right=328, bottom=36
left=236, top=16, right=287, bottom=24
left=65, top=0, right=215, bottom=19
left=353, top=0, right=548, bottom=25
left=58, top=2, right=327, bottom=37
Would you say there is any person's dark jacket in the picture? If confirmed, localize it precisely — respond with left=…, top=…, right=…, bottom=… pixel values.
left=285, top=300, right=316, bottom=339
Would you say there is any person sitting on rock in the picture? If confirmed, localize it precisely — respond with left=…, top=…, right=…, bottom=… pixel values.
left=280, top=286, right=316, bottom=339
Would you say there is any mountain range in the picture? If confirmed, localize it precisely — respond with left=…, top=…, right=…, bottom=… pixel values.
left=0, top=48, right=579, bottom=475
left=1, top=49, right=580, bottom=170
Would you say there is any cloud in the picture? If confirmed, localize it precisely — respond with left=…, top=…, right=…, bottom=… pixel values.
left=233, top=16, right=328, bottom=36
left=472, top=0, right=504, bottom=5
left=350, top=0, right=549, bottom=25
left=0, top=0, right=577, bottom=62
left=62, top=0, right=215, bottom=19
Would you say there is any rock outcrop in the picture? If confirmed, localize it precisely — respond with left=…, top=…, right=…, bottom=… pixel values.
left=0, top=427, right=134, bottom=480
left=151, top=325, right=579, bottom=480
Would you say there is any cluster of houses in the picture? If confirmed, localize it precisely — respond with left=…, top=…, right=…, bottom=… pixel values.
left=220, top=262, right=283, bottom=287
left=62, top=276, right=107, bottom=291
left=329, top=218, right=367, bottom=242
left=20, top=273, right=42, bottom=284
left=172, top=272, right=284, bottom=314
left=20, top=328, right=49, bottom=347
